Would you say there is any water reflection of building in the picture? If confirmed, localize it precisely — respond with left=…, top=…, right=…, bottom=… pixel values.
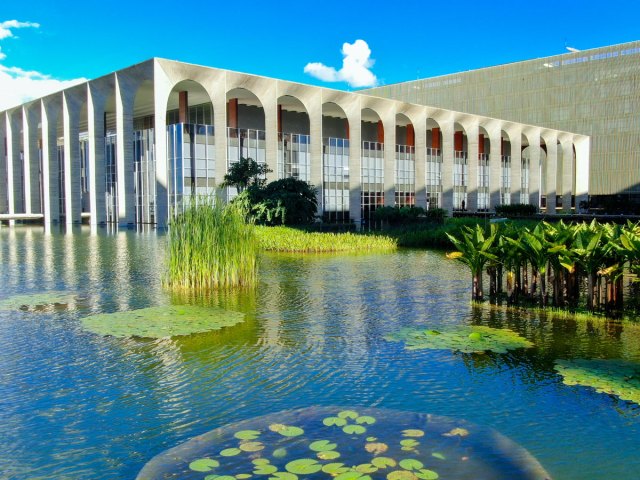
left=0, top=59, right=588, bottom=228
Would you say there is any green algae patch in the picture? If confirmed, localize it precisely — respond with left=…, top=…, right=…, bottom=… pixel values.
left=81, top=305, right=245, bottom=338
left=0, top=291, right=77, bottom=312
left=386, top=325, right=534, bottom=354
left=136, top=406, right=551, bottom=480
left=555, top=359, right=640, bottom=405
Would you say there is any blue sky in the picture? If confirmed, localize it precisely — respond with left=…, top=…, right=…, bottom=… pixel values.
left=1, top=0, right=639, bottom=108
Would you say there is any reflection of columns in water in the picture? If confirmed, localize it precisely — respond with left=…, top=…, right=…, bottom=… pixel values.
left=114, top=231, right=132, bottom=311
left=42, top=228, right=55, bottom=288
left=23, top=229, right=35, bottom=290
left=7, top=228, right=18, bottom=288
left=62, top=230, right=80, bottom=309
left=86, top=230, right=102, bottom=313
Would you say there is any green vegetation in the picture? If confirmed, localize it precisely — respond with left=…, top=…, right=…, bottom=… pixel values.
left=374, top=206, right=446, bottom=226
left=166, top=199, right=258, bottom=290
left=446, top=219, right=640, bottom=317
left=239, top=177, right=318, bottom=226
left=494, top=203, right=538, bottom=217
left=555, top=359, right=640, bottom=406
left=255, top=226, right=397, bottom=253
left=221, top=157, right=271, bottom=193
left=81, top=305, right=245, bottom=338
left=0, top=291, right=77, bottom=312
left=386, top=325, right=534, bottom=354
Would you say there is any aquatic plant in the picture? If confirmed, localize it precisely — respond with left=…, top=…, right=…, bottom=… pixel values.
left=386, top=325, right=534, bottom=354
left=555, top=359, right=640, bottom=406
left=81, top=305, right=245, bottom=338
left=255, top=226, right=397, bottom=253
left=166, top=199, right=258, bottom=290
left=136, top=406, right=551, bottom=480
left=0, top=291, right=77, bottom=312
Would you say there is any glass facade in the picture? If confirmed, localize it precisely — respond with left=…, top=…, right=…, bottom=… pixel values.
left=395, top=145, right=415, bottom=207
left=477, top=153, right=489, bottom=210
left=425, top=148, right=442, bottom=209
left=167, top=123, right=216, bottom=216
left=278, top=133, right=310, bottom=181
left=79, top=134, right=90, bottom=213
left=501, top=155, right=511, bottom=205
left=322, top=137, right=350, bottom=223
left=361, top=141, right=384, bottom=226
left=57, top=145, right=65, bottom=217
left=453, top=150, right=468, bottom=210
left=134, top=128, right=157, bottom=224
left=227, top=127, right=266, bottom=200
left=105, top=133, right=118, bottom=223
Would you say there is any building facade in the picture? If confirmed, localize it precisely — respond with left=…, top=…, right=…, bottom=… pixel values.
left=365, top=41, right=640, bottom=209
left=0, top=58, right=588, bottom=227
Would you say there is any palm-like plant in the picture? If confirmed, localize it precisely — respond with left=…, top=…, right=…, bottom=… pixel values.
left=446, top=224, right=498, bottom=301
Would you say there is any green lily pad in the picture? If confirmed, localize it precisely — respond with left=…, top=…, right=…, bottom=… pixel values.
left=220, top=448, right=241, bottom=457
left=356, top=415, right=376, bottom=425
left=285, top=459, right=322, bottom=474
left=337, top=410, right=359, bottom=419
left=253, top=464, right=278, bottom=475
left=211, top=476, right=236, bottom=480
left=415, top=469, right=439, bottom=480
left=0, top=291, right=77, bottom=312
left=81, top=305, right=245, bottom=338
left=269, top=474, right=297, bottom=480
left=235, top=430, right=261, bottom=440
left=252, top=459, right=271, bottom=466
left=236, top=475, right=252, bottom=479
left=399, top=459, right=423, bottom=471
left=239, top=441, right=264, bottom=452
left=402, top=429, right=424, bottom=438
left=431, top=453, right=446, bottom=460
left=387, top=470, right=417, bottom=480
left=309, top=440, right=337, bottom=451
left=317, top=450, right=340, bottom=460
left=189, top=458, right=220, bottom=472
left=343, top=424, right=366, bottom=435
left=272, top=448, right=287, bottom=458
left=335, top=472, right=371, bottom=480
left=400, top=439, right=419, bottom=448
left=269, top=424, right=304, bottom=437
left=555, top=359, right=640, bottom=405
left=355, top=463, right=378, bottom=473
left=386, top=326, right=533, bottom=354
left=323, top=416, right=347, bottom=427
left=322, top=463, right=350, bottom=474
left=372, top=457, right=397, bottom=469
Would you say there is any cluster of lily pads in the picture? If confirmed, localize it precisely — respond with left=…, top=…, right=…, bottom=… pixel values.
left=0, top=291, right=78, bottom=312
left=554, top=359, right=640, bottom=406
left=385, top=325, right=534, bottom=354
left=136, top=407, right=551, bottom=480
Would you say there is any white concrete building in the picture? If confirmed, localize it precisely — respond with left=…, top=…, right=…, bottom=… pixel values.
left=0, top=58, right=589, bottom=227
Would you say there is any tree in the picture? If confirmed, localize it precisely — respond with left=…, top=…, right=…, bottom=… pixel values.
left=221, top=157, right=271, bottom=193
left=242, top=177, right=318, bottom=225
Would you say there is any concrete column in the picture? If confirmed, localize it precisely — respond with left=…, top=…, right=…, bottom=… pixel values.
left=115, top=74, right=135, bottom=225
left=21, top=107, right=32, bottom=214
left=575, top=136, right=590, bottom=210
left=509, top=130, right=522, bottom=204
left=0, top=115, right=7, bottom=214
left=383, top=112, right=396, bottom=207
left=414, top=114, right=427, bottom=208
left=347, top=107, right=362, bottom=226
left=543, top=134, right=558, bottom=213
left=528, top=131, right=541, bottom=208
left=41, top=99, right=61, bottom=224
left=488, top=126, right=502, bottom=210
left=263, top=91, right=278, bottom=183
left=466, top=123, right=479, bottom=212
left=561, top=139, right=574, bottom=212
left=88, top=84, right=107, bottom=225
left=440, top=118, right=455, bottom=213
left=63, top=92, right=82, bottom=224
left=27, top=108, right=42, bottom=213
left=308, top=94, right=322, bottom=210
left=5, top=111, right=17, bottom=219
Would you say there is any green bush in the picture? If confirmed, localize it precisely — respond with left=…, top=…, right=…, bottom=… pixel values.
left=373, top=206, right=425, bottom=225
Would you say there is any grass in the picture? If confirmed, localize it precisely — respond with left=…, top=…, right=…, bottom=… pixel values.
left=165, top=199, right=258, bottom=290
left=255, top=225, right=397, bottom=253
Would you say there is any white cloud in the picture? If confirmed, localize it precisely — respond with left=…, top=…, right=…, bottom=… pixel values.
left=0, top=20, right=86, bottom=111
left=304, top=39, right=378, bottom=88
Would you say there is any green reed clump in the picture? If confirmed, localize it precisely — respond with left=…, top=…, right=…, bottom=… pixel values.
left=255, top=225, right=397, bottom=253
left=166, top=199, right=258, bottom=289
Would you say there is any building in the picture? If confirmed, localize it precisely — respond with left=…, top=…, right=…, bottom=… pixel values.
left=365, top=41, right=640, bottom=211
left=0, top=58, right=588, bottom=227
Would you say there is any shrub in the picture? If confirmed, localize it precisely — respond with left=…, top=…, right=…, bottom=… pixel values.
left=494, top=203, right=538, bottom=217
left=244, top=178, right=318, bottom=225
left=373, top=206, right=426, bottom=225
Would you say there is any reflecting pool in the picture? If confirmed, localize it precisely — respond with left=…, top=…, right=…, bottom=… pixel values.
left=1, top=226, right=639, bottom=479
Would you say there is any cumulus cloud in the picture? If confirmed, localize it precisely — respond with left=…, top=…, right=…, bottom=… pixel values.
left=0, top=20, right=86, bottom=111
left=304, top=39, right=378, bottom=88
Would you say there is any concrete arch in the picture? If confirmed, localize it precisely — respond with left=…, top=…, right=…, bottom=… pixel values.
left=362, top=107, right=383, bottom=143
left=277, top=94, right=310, bottom=135
left=166, top=79, right=213, bottom=125
left=396, top=112, right=414, bottom=147
left=426, top=117, right=443, bottom=151
left=227, top=87, right=265, bottom=131
left=322, top=102, right=349, bottom=139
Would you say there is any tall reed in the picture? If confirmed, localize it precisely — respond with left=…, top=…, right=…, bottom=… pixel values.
left=166, top=198, right=258, bottom=290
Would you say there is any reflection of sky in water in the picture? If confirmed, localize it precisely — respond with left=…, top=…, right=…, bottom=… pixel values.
left=0, top=227, right=638, bottom=479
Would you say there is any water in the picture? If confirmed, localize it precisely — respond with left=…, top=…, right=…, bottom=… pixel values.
left=1, top=226, right=639, bottom=479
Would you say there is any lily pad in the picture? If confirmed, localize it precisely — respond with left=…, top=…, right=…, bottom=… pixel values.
left=239, top=441, right=264, bottom=452
left=285, top=459, right=321, bottom=474
left=415, top=469, right=439, bottom=480
left=372, top=457, right=397, bottom=468
left=309, top=440, right=337, bottom=452
left=269, top=424, right=304, bottom=437
left=269, top=474, right=297, bottom=480
left=343, top=424, right=366, bottom=435
left=365, top=442, right=388, bottom=454
left=323, top=416, right=347, bottom=427
left=189, top=458, right=219, bottom=472
left=0, top=291, right=77, bottom=312
left=386, top=326, right=533, bottom=354
left=335, top=472, right=371, bottom=480
left=253, top=464, right=278, bottom=475
left=402, top=429, right=424, bottom=438
left=317, top=450, right=340, bottom=460
left=322, top=463, right=350, bottom=474
left=220, top=448, right=241, bottom=457
left=338, top=410, right=359, bottom=419
left=387, top=470, right=417, bottom=480
left=356, top=415, right=376, bottom=425
left=235, top=430, right=261, bottom=440
left=555, top=359, right=640, bottom=405
left=81, top=305, right=245, bottom=338
left=399, top=459, right=423, bottom=471
left=272, top=448, right=287, bottom=458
